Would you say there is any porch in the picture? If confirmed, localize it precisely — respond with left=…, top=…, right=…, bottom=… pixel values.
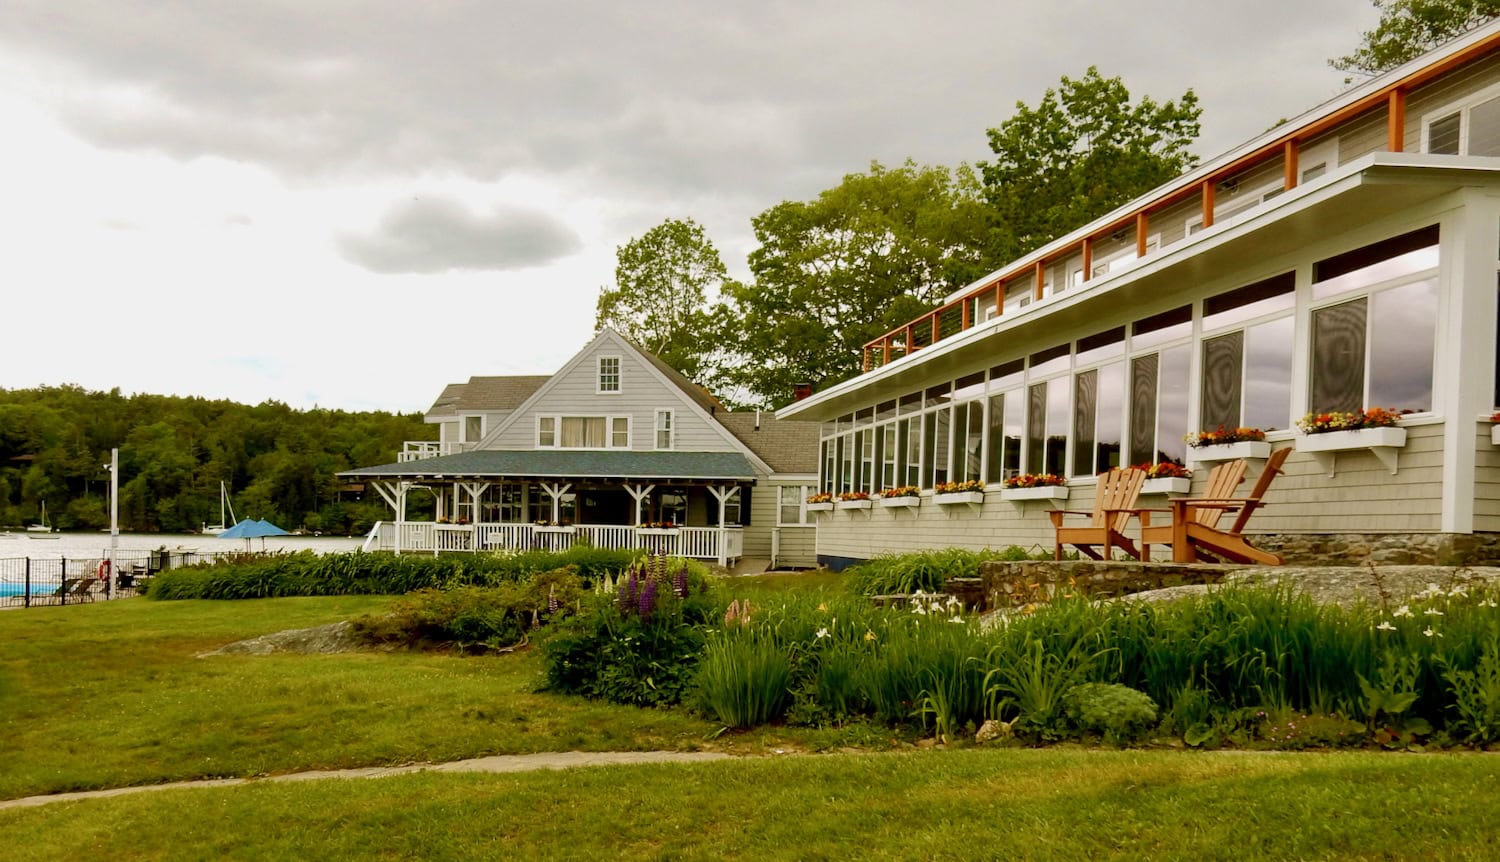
left=361, top=521, right=744, bottom=564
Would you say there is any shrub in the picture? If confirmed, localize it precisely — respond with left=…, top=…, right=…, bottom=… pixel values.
left=693, top=631, right=794, bottom=727
left=351, top=567, right=587, bottom=651
left=1063, top=683, right=1159, bottom=745
left=540, top=558, right=721, bottom=707
left=147, top=547, right=682, bottom=600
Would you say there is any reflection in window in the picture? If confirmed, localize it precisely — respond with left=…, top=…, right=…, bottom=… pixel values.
left=1073, top=364, right=1123, bottom=476
left=1244, top=317, right=1293, bottom=430
left=986, top=391, right=1022, bottom=484
left=1313, top=225, right=1439, bottom=300
left=1046, top=380, right=1069, bottom=477
left=1429, top=112, right=1461, bottom=154
left=1156, top=346, right=1191, bottom=464
left=902, top=416, right=921, bottom=487
left=1311, top=278, right=1438, bottom=413
left=1203, top=272, right=1295, bottom=331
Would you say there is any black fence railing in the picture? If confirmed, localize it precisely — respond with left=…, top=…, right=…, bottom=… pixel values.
left=0, top=549, right=256, bottom=609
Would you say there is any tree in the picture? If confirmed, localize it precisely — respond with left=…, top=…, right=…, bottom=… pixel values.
left=718, top=161, right=1002, bottom=404
left=595, top=218, right=729, bottom=384
left=981, top=67, right=1201, bottom=256
left=1333, top=1, right=1500, bottom=77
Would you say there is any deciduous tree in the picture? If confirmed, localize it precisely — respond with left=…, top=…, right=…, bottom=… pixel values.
left=981, top=67, right=1201, bottom=256
left=1333, top=1, right=1500, bottom=77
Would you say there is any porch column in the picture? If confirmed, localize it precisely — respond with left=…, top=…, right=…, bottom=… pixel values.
left=372, top=480, right=413, bottom=555
left=540, top=482, right=571, bottom=524
left=623, top=483, right=655, bottom=525
left=708, top=485, right=740, bottom=568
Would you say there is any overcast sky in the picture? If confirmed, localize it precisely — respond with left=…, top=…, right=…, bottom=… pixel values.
left=0, top=1, right=1382, bottom=414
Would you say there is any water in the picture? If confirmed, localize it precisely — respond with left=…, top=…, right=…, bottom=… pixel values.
left=0, top=531, right=364, bottom=561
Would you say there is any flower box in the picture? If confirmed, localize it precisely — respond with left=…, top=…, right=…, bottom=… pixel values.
left=1140, top=477, right=1192, bottom=495
left=1295, top=426, right=1407, bottom=476
left=806, top=502, right=834, bottom=513
left=879, top=496, right=920, bottom=509
left=1000, top=485, right=1069, bottom=504
left=933, top=491, right=985, bottom=506
left=1189, top=441, right=1272, bottom=463
left=837, top=499, right=873, bottom=510
left=634, top=527, right=681, bottom=536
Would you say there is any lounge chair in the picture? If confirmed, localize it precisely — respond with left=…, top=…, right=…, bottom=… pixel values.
left=59, top=578, right=96, bottom=602
left=1049, top=467, right=1148, bottom=560
left=1140, top=447, right=1292, bottom=565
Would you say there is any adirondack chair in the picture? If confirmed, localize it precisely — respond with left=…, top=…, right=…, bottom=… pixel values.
left=1140, top=447, right=1292, bottom=565
left=1049, top=467, right=1148, bottom=560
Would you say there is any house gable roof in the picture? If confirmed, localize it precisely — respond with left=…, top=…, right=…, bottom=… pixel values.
left=425, top=376, right=549, bottom=418
left=714, top=412, right=821, bottom=474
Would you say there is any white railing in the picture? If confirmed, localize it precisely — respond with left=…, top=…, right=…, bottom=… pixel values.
left=361, top=521, right=743, bottom=563
left=397, top=441, right=468, bottom=462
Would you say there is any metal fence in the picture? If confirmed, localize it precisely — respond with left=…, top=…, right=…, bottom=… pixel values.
left=0, top=548, right=253, bottom=609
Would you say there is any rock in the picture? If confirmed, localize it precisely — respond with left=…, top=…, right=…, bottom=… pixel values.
left=199, top=621, right=366, bottom=657
left=975, top=719, right=1012, bottom=743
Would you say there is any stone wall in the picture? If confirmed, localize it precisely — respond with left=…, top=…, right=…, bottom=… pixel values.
left=1252, top=532, right=1500, bottom=567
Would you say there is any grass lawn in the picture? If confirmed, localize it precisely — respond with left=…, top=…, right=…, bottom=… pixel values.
left=3, top=749, right=1499, bottom=860
left=0, top=594, right=879, bottom=800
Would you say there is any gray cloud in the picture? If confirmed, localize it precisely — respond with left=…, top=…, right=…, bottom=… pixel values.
left=0, top=1, right=1375, bottom=211
left=337, top=196, right=581, bottom=274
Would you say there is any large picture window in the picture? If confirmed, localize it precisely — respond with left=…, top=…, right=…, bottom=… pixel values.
left=537, top=416, right=631, bottom=449
left=1200, top=274, right=1295, bottom=431
left=1309, top=227, right=1439, bottom=414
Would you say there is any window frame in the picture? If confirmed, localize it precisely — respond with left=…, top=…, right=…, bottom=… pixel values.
left=778, top=484, right=811, bottom=526
left=654, top=409, right=674, bottom=450
left=596, top=355, right=622, bottom=394
left=535, top=414, right=633, bottom=450
left=1420, top=80, right=1500, bottom=156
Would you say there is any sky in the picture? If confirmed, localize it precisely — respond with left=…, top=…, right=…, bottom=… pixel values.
left=0, top=1, right=1383, bottom=415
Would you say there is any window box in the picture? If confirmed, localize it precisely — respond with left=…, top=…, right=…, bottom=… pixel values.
left=999, top=486, right=1069, bottom=505
left=1140, top=477, right=1192, bottom=496
left=1189, top=441, right=1272, bottom=463
left=1295, top=426, right=1407, bottom=476
left=879, top=496, right=921, bottom=509
left=806, top=502, right=834, bottom=513
left=634, top=527, right=681, bottom=536
left=934, top=491, right=986, bottom=506
left=534, top=525, right=577, bottom=534
left=837, top=499, right=873, bottom=511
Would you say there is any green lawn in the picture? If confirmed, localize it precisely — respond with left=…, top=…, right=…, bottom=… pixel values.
left=0, top=595, right=873, bottom=800
left=4, top=749, right=1498, bottom=860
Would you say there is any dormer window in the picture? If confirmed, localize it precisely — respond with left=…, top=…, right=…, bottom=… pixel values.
left=598, top=356, right=621, bottom=394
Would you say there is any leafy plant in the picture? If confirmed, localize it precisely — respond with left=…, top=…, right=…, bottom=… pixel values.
left=1062, top=683, right=1159, bottom=746
left=693, top=630, right=794, bottom=728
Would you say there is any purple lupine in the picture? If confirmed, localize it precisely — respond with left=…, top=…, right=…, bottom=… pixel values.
left=673, top=565, right=689, bottom=598
left=618, top=570, right=639, bottom=612
left=547, top=585, right=560, bottom=615
left=639, top=577, right=659, bottom=619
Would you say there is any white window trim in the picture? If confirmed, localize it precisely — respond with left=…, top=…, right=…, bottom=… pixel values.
left=777, top=484, right=812, bottom=526
left=534, top=414, right=633, bottom=450
left=596, top=355, right=622, bottom=394
left=1420, top=79, right=1500, bottom=155
left=463, top=414, right=485, bottom=443
left=654, top=408, right=675, bottom=450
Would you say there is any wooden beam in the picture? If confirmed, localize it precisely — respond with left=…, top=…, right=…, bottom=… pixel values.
left=882, top=337, right=890, bottom=366
left=995, top=280, right=1004, bottom=318
left=1201, top=180, right=1215, bottom=229
left=1283, top=139, right=1299, bottom=190
left=1034, top=260, right=1045, bottom=301
left=1387, top=89, right=1405, bottom=152
left=1081, top=237, right=1093, bottom=283
left=905, top=323, right=914, bottom=354
left=1135, top=212, right=1149, bottom=258
left=961, top=297, right=971, bottom=330
left=929, top=311, right=940, bottom=345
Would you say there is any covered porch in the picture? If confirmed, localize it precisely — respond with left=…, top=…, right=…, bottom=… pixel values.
left=341, top=449, right=755, bottom=566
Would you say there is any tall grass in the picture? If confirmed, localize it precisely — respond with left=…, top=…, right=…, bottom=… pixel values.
left=844, top=547, right=1038, bottom=596
left=694, top=631, right=793, bottom=728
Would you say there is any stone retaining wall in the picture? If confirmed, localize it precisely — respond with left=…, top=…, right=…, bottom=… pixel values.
left=1252, top=532, right=1500, bottom=566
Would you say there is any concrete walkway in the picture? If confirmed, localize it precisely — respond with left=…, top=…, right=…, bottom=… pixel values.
left=0, top=750, right=734, bottom=811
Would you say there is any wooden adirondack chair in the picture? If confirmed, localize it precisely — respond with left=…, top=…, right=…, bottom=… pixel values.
left=1049, top=467, right=1148, bottom=560
left=1140, top=447, right=1292, bottom=565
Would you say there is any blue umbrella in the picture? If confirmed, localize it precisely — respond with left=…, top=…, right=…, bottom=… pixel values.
left=217, top=518, right=290, bottom=550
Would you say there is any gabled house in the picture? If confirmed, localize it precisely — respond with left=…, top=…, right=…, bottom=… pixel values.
left=779, top=21, right=1500, bottom=568
left=342, top=329, right=819, bottom=568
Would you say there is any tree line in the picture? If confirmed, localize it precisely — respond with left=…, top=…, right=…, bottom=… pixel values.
left=597, top=2, right=1494, bottom=407
left=0, top=386, right=428, bottom=534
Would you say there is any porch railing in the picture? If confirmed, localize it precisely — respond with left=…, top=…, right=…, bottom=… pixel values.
left=363, top=521, right=745, bottom=565
left=398, top=441, right=468, bottom=462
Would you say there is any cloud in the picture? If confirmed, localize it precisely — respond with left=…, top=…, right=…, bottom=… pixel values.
left=336, top=196, right=581, bottom=274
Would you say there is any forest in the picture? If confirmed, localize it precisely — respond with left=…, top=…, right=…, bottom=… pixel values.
left=0, top=386, right=428, bottom=534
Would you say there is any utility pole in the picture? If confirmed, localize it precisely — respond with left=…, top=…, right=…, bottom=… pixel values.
left=108, top=448, right=118, bottom=598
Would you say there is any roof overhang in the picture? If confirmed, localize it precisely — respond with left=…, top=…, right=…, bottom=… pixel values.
left=339, top=449, right=759, bottom=485
left=780, top=153, right=1500, bottom=422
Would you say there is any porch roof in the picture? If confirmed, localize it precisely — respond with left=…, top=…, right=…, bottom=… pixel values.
left=339, top=449, right=758, bottom=484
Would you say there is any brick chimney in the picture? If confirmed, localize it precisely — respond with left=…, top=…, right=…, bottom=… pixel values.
left=793, top=382, right=813, bottom=402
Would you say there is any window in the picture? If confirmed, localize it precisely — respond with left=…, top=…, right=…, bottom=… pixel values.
left=464, top=416, right=482, bottom=442
left=597, top=356, right=621, bottom=393
left=880, top=423, right=897, bottom=488
left=859, top=428, right=874, bottom=491
left=1072, top=362, right=1124, bottom=477
left=1026, top=380, right=1069, bottom=477
left=779, top=486, right=808, bottom=525
left=655, top=410, right=673, bottom=449
left=1424, top=90, right=1500, bottom=156
left=901, top=415, right=921, bottom=487
left=1129, top=307, right=1192, bottom=465
left=536, top=415, right=631, bottom=449
left=1200, top=273, right=1296, bottom=431
left=1309, top=228, right=1440, bottom=414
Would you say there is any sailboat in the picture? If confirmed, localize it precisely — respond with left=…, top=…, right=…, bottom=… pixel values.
left=26, top=501, right=59, bottom=538
left=205, top=482, right=238, bottom=534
